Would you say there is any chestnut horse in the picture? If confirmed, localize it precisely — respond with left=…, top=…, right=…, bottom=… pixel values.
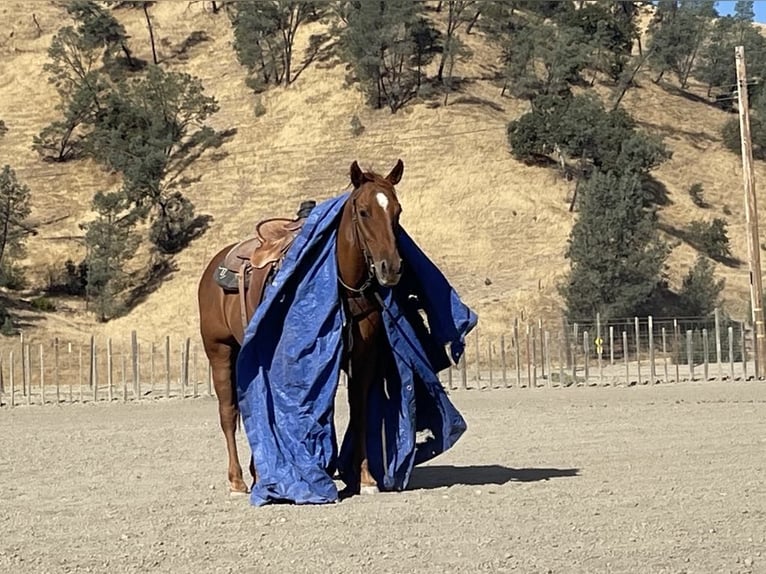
left=197, top=159, right=405, bottom=497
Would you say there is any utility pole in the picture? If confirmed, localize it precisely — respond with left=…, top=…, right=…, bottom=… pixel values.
left=735, top=45, right=766, bottom=378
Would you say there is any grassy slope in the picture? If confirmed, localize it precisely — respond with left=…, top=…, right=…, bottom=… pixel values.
left=0, top=1, right=762, bottom=350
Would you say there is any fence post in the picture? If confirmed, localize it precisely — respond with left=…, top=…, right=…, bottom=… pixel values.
left=20, top=333, right=26, bottom=398
left=122, top=351, right=127, bottom=402
left=558, top=332, right=565, bottom=387
left=78, top=345, right=83, bottom=403
left=131, top=331, right=138, bottom=399
left=622, top=330, right=629, bottom=385
left=703, top=328, right=710, bottom=381
left=474, top=329, right=481, bottom=383
left=107, top=338, right=114, bottom=402
left=714, top=308, right=723, bottom=380
left=460, top=352, right=467, bottom=390
left=513, top=319, right=521, bottom=388
left=596, top=313, right=603, bottom=384
left=662, top=327, right=669, bottom=383
left=609, top=325, right=614, bottom=366
left=686, top=330, right=694, bottom=381
left=487, top=340, right=493, bottom=390
left=531, top=325, right=539, bottom=389
left=544, top=331, right=552, bottom=388
left=9, top=351, right=14, bottom=408
left=538, top=319, right=544, bottom=380
left=193, top=344, right=199, bottom=398
left=24, top=344, right=31, bottom=406
left=728, top=326, right=735, bottom=380
left=648, top=316, right=656, bottom=384
left=500, top=334, right=508, bottom=388
left=572, top=323, right=579, bottom=381
left=91, top=336, right=97, bottom=403
left=150, top=343, right=156, bottom=396
left=525, top=324, right=532, bottom=389
left=635, top=317, right=642, bottom=384
left=67, top=343, right=73, bottom=403
left=583, top=330, right=590, bottom=384
left=39, top=344, right=45, bottom=405
left=674, top=319, right=681, bottom=383
left=54, top=338, right=60, bottom=404
left=741, top=323, right=748, bottom=380
left=183, top=338, right=191, bottom=394
left=165, top=335, right=171, bottom=398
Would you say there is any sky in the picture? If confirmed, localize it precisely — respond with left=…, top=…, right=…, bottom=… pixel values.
left=715, top=1, right=766, bottom=23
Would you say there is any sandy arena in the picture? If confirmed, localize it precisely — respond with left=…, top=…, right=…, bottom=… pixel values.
left=1, top=382, right=765, bottom=574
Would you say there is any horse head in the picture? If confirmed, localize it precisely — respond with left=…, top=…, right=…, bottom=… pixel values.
left=348, top=159, right=404, bottom=287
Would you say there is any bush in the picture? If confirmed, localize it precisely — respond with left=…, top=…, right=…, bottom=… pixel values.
left=1, top=316, right=15, bottom=336
left=253, top=97, right=266, bottom=117
left=686, top=218, right=732, bottom=260
left=678, top=255, right=725, bottom=317
left=350, top=114, right=365, bottom=137
left=688, top=183, right=707, bottom=208
left=30, top=296, right=57, bottom=312
left=0, top=262, right=26, bottom=290
left=150, top=193, right=198, bottom=254
left=47, top=259, right=88, bottom=296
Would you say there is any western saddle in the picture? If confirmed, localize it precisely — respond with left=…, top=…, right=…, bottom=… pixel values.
left=215, top=200, right=316, bottom=331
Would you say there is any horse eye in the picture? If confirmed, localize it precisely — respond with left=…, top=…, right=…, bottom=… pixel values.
left=359, top=209, right=369, bottom=218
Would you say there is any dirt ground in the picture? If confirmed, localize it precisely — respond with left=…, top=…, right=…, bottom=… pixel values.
left=1, top=382, right=765, bottom=574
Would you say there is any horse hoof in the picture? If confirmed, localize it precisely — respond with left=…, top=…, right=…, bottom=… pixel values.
left=360, top=485, right=379, bottom=495
left=229, top=488, right=250, bottom=498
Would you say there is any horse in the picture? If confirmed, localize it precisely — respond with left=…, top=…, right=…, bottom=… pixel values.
left=197, top=159, right=405, bottom=497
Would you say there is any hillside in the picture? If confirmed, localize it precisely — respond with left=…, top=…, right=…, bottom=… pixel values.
left=0, top=0, right=764, bottom=351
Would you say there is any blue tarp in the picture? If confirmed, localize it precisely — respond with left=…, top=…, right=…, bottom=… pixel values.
left=235, top=193, right=478, bottom=506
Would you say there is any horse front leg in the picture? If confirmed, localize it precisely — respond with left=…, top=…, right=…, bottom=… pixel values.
left=348, top=326, right=382, bottom=496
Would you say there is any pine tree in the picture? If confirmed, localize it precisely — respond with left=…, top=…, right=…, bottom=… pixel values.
left=84, top=190, right=139, bottom=321
left=340, top=0, right=423, bottom=112
left=678, top=255, right=724, bottom=317
left=561, top=171, right=668, bottom=321
left=0, top=165, right=32, bottom=286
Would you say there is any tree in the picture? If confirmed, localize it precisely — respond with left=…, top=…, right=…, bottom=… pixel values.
left=0, top=166, right=33, bottom=287
left=556, top=1, right=638, bottom=83
left=66, top=0, right=135, bottom=69
left=88, top=65, right=219, bottom=252
left=560, top=171, right=668, bottom=321
left=678, top=255, right=724, bottom=316
left=411, top=17, right=439, bottom=90
left=507, top=93, right=670, bottom=183
left=84, top=190, right=139, bottom=321
left=230, top=1, right=324, bottom=90
left=646, top=0, right=717, bottom=88
left=339, top=0, right=424, bottom=112
left=437, top=1, right=476, bottom=82
left=35, top=26, right=108, bottom=161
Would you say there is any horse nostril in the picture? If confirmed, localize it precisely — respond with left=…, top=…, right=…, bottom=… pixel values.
left=380, top=260, right=388, bottom=274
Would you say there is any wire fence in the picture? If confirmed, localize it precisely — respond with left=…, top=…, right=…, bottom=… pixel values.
left=439, top=309, right=758, bottom=390
left=0, top=332, right=213, bottom=408
left=0, top=309, right=760, bottom=408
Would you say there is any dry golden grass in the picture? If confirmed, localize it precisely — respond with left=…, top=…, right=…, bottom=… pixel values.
left=0, top=1, right=763, bottom=351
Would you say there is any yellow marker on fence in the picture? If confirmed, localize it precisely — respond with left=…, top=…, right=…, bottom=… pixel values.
left=595, top=337, right=604, bottom=355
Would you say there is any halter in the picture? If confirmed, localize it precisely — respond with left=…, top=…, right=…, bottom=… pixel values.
left=337, top=190, right=377, bottom=295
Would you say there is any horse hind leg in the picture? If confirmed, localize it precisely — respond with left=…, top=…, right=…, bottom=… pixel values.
left=206, top=341, right=250, bottom=495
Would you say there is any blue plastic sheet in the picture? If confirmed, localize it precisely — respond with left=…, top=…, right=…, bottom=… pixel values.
left=235, top=193, right=478, bottom=506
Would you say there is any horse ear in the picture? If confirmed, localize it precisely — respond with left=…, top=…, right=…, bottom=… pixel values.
left=386, top=159, right=404, bottom=185
left=350, top=161, right=364, bottom=188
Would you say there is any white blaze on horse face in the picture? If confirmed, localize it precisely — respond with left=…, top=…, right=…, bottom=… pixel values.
left=376, top=192, right=389, bottom=214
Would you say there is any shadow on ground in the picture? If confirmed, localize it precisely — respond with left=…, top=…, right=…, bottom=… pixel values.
left=409, top=464, right=580, bottom=489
